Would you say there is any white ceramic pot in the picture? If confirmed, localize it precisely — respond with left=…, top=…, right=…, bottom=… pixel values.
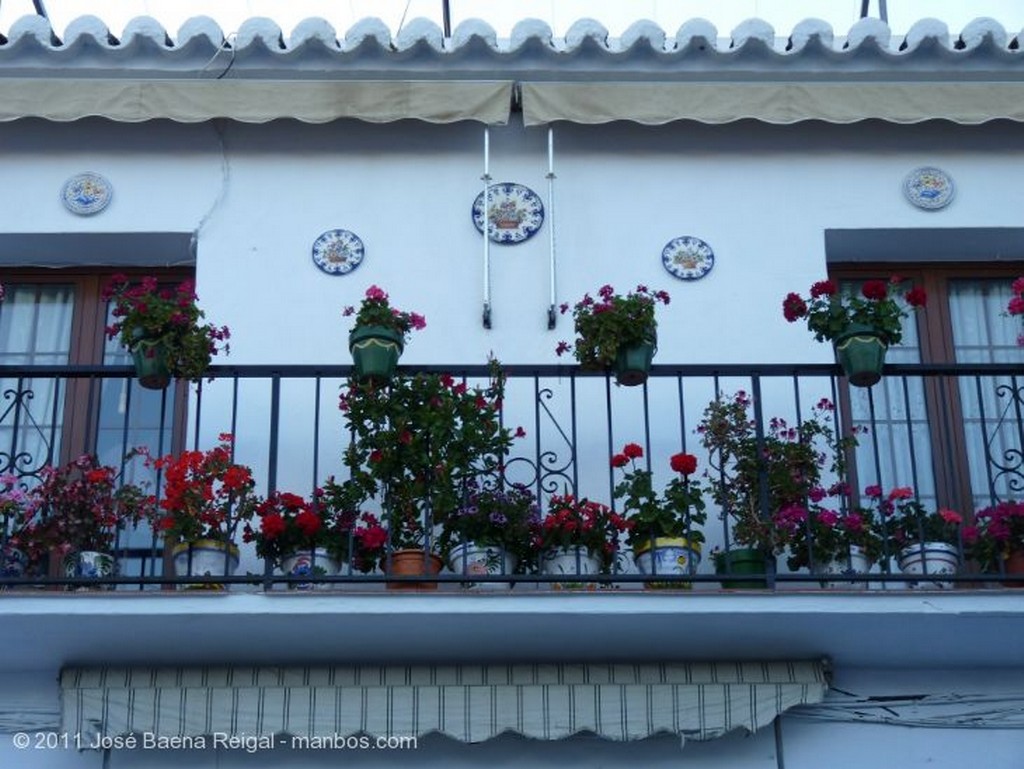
left=897, top=541, right=959, bottom=589
left=280, top=548, right=341, bottom=590
left=171, top=540, right=240, bottom=589
left=540, top=546, right=602, bottom=589
left=817, top=545, right=870, bottom=590
left=447, top=542, right=517, bottom=590
left=63, top=550, right=116, bottom=590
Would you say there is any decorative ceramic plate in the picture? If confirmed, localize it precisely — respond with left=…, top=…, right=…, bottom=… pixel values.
left=311, top=229, right=364, bottom=275
left=903, top=167, right=954, bottom=210
left=471, top=182, right=544, bottom=244
left=661, top=236, right=714, bottom=281
left=61, top=172, right=112, bottom=215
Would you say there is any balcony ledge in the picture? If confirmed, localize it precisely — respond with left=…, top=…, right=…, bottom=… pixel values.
left=0, top=589, right=1019, bottom=673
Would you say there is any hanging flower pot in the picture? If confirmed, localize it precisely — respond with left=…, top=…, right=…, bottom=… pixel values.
left=632, top=536, right=700, bottom=589
left=348, top=325, right=405, bottom=382
left=131, top=336, right=172, bottom=390
left=832, top=323, right=887, bottom=388
left=613, top=331, right=657, bottom=387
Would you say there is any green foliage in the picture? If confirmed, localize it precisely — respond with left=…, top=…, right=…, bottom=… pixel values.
left=611, top=443, right=707, bottom=549
left=103, top=275, right=230, bottom=383
left=556, top=284, right=669, bottom=369
left=340, top=361, right=520, bottom=550
left=698, top=391, right=859, bottom=558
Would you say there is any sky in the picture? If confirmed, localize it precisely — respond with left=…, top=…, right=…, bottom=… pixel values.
left=0, top=1, right=1022, bottom=41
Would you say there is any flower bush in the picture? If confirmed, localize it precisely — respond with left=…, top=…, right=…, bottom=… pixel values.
left=343, top=285, right=426, bottom=342
left=1006, top=277, right=1024, bottom=345
left=611, top=442, right=706, bottom=550
left=439, top=480, right=541, bottom=568
left=26, top=454, right=155, bottom=558
left=773, top=498, right=882, bottom=572
left=103, top=274, right=231, bottom=382
left=145, top=434, right=258, bottom=544
left=864, top=485, right=963, bottom=548
left=0, top=472, right=46, bottom=570
left=698, top=391, right=859, bottom=557
left=556, top=284, right=670, bottom=369
left=782, top=276, right=927, bottom=345
left=312, top=479, right=390, bottom=573
left=963, top=500, right=1024, bottom=569
left=538, top=493, right=629, bottom=570
left=341, top=361, right=523, bottom=552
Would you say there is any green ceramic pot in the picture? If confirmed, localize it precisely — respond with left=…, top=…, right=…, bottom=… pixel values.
left=613, top=331, right=657, bottom=387
left=833, top=323, right=887, bottom=388
left=714, top=547, right=772, bottom=589
left=349, top=325, right=404, bottom=382
left=131, top=337, right=172, bottom=390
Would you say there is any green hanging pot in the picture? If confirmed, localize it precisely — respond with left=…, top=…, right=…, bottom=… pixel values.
left=349, top=325, right=404, bottom=382
left=833, top=323, right=887, bottom=388
left=131, top=337, right=172, bottom=390
left=613, top=331, right=656, bottom=387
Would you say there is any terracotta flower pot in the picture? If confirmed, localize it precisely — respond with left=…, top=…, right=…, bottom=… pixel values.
left=385, top=549, right=443, bottom=591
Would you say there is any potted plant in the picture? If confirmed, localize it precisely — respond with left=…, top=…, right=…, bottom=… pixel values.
left=0, top=472, right=44, bottom=582
left=964, top=500, right=1024, bottom=586
left=698, top=391, right=859, bottom=587
left=145, top=434, right=258, bottom=587
left=556, top=284, right=671, bottom=386
left=866, top=485, right=963, bottom=588
left=538, top=492, right=629, bottom=588
left=773, top=498, right=882, bottom=588
left=611, top=442, right=706, bottom=587
left=782, top=277, right=927, bottom=387
left=343, top=285, right=426, bottom=382
left=439, top=480, right=541, bottom=589
left=1005, top=277, right=1024, bottom=345
left=341, top=361, right=522, bottom=589
left=28, top=454, right=155, bottom=587
left=243, top=485, right=388, bottom=589
left=102, top=274, right=231, bottom=389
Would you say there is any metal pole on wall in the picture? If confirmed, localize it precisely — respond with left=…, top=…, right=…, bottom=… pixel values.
left=546, top=126, right=558, bottom=329
left=441, top=0, right=451, bottom=38
left=482, top=127, right=492, bottom=328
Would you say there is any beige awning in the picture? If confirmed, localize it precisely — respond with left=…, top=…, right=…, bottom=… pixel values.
left=61, top=661, right=827, bottom=746
left=521, top=81, right=1024, bottom=126
left=0, top=79, right=514, bottom=125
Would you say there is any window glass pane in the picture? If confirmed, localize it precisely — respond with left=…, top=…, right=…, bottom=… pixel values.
left=950, top=279, right=1024, bottom=508
left=0, top=284, right=73, bottom=476
left=846, top=282, right=937, bottom=509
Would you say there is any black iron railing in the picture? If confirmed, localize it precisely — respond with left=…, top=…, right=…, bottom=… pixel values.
left=1, top=360, right=1023, bottom=591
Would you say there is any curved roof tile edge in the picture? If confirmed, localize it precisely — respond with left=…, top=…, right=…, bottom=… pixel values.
left=2, top=14, right=1022, bottom=56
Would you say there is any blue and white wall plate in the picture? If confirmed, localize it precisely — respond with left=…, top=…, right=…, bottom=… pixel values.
left=903, top=167, right=955, bottom=210
left=311, top=229, right=364, bottom=275
left=661, top=236, right=714, bottom=281
left=61, top=172, right=112, bottom=215
left=472, top=182, right=544, bottom=244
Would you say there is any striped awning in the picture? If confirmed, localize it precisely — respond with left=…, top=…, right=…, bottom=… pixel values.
left=61, top=661, right=827, bottom=746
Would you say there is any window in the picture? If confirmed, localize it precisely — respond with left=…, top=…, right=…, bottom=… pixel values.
left=0, top=269, right=190, bottom=580
left=833, top=265, right=1024, bottom=515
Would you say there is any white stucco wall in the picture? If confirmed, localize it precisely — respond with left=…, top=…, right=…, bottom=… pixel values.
left=2, top=115, right=1023, bottom=568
